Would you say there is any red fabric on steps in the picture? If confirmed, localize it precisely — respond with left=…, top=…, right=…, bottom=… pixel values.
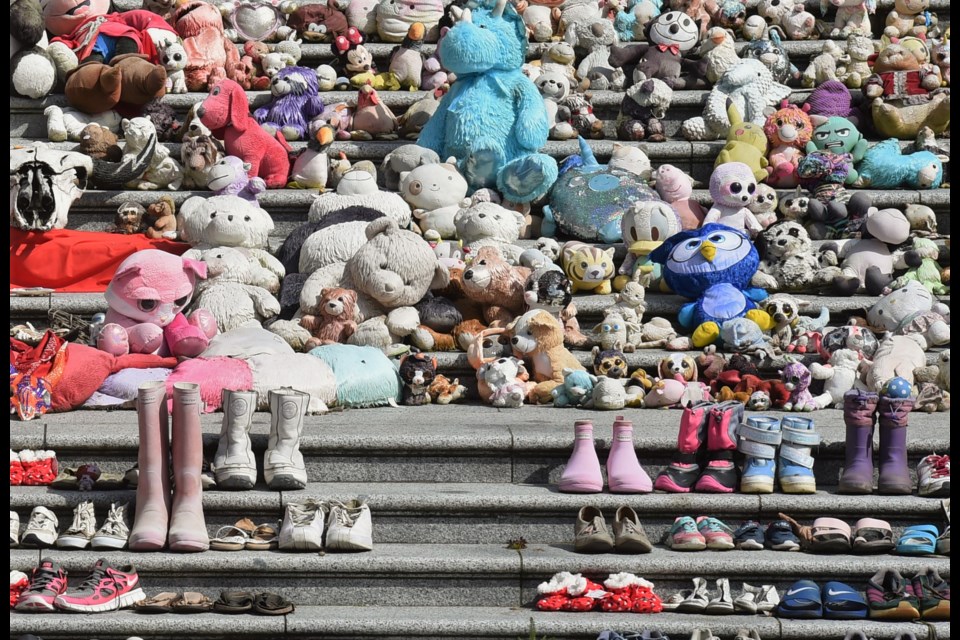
left=10, top=228, right=189, bottom=293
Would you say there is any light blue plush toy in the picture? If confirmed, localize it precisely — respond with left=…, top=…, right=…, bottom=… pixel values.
left=551, top=367, right=598, bottom=407
left=857, top=138, right=947, bottom=190
left=416, top=0, right=558, bottom=203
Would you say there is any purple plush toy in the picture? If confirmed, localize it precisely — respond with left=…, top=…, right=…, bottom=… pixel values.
left=206, top=156, right=268, bottom=202
left=253, top=66, right=326, bottom=141
left=804, top=81, right=860, bottom=124
left=781, top=361, right=817, bottom=411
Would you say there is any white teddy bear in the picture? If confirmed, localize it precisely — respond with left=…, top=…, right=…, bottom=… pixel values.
left=192, top=247, right=282, bottom=332
left=453, top=200, right=526, bottom=264
left=159, top=41, right=188, bottom=94
left=811, top=348, right=862, bottom=409
left=477, top=356, right=528, bottom=408
left=399, top=159, right=469, bottom=239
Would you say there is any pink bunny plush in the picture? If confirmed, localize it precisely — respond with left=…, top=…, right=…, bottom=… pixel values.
left=97, top=249, right=218, bottom=358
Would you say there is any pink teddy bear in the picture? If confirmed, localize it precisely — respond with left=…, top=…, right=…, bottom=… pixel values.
left=97, top=250, right=218, bottom=359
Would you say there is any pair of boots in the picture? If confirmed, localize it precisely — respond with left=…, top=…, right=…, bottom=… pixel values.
left=559, top=417, right=652, bottom=494
left=655, top=401, right=743, bottom=493
left=213, top=389, right=309, bottom=492
left=840, top=389, right=913, bottom=495
left=129, top=382, right=207, bottom=553
left=737, top=415, right=820, bottom=494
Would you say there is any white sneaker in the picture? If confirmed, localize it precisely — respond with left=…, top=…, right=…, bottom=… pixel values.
left=917, top=454, right=950, bottom=498
left=279, top=500, right=325, bottom=551
left=91, top=502, right=130, bottom=550
left=326, top=500, right=374, bottom=551
left=21, top=506, right=59, bottom=548
left=57, top=500, right=96, bottom=549
left=10, top=511, right=20, bottom=547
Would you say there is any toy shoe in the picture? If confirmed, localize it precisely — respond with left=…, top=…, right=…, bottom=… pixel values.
left=778, top=416, right=819, bottom=494
left=20, top=450, right=58, bottom=486
left=737, top=416, right=781, bottom=494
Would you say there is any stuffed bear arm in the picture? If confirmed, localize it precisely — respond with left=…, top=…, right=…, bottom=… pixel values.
left=751, top=272, right=779, bottom=289
left=253, top=106, right=270, bottom=123
left=300, top=314, right=320, bottom=332
left=512, top=77, right=551, bottom=152
left=387, top=306, right=421, bottom=336
left=305, top=95, right=326, bottom=120
left=810, top=362, right=834, bottom=380
left=247, top=285, right=282, bottom=317
left=256, top=251, right=286, bottom=279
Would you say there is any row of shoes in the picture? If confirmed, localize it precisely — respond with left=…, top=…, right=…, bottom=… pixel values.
left=779, top=568, right=949, bottom=621
left=665, top=516, right=799, bottom=552
left=11, top=503, right=129, bottom=550
left=776, top=514, right=950, bottom=556
left=663, top=579, right=779, bottom=615
left=211, top=499, right=373, bottom=552
left=9, top=451, right=58, bottom=487
left=133, top=589, right=294, bottom=615
left=11, top=558, right=144, bottom=613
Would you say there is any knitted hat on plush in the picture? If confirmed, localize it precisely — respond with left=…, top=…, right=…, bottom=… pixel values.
left=804, top=80, right=859, bottom=124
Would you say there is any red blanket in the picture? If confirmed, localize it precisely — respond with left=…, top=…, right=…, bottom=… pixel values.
left=10, top=227, right=189, bottom=293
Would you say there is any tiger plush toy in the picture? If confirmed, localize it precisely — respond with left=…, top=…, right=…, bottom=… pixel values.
left=560, top=241, right=616, bottom=294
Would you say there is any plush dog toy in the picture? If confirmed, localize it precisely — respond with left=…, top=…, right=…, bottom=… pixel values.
left=197, top=79, right=291, bottom=188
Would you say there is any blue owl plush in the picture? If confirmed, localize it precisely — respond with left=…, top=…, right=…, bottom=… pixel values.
left=649, top=223, right=772, bottom=347
left=415, top=0, right=558, bottom=203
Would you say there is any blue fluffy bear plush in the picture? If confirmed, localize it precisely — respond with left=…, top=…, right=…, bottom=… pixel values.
left=857, top=139, right=946, bottom=190
left=649, top=223, right=772, bottom=347
left=416, top=0, right=559, bottom=203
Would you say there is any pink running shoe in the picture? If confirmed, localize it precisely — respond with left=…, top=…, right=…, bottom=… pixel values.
left=14, top=559, right=67, bottom=612
left=666, top=516, right=707, bottom=551
left=54, top=559, right=145, bottom=613
left=696, top=516, right=736, bottom=551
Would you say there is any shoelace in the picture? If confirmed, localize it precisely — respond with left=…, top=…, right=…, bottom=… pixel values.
left=929, top=456, right=950, bottom=479
left=27, top=566, right=63, bottom=593
left=28, top=510, right=56, bottom=532
left=579, top=517, right=606, bottom=537
left=700, top=518, right=732, bottom=534
left=99, top=505, right=129, bottom=537
left=620, top=518, right=641, bottom=535
left=288, top=502, right=323, bottom=527
left=67, top=505, right=95, bottom=534
left=674, top=518, right=698, bottom=534
left=329, top=503, right=363, bottom=528
left=76, top=564, right=110, bottom=592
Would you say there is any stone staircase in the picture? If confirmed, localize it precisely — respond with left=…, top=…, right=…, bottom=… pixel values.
left=9, top=0, right=952, bottom=635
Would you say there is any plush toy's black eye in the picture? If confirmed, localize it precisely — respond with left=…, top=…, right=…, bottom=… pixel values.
left=380, top=262, right=388, bottom=269
left=244, top=215, right=251, bottom=222
left=730, top=182, right=742, bottom=194
left=138, top=299, right=158, bottom=311
left=210, top=212, right=217, bottom=219
left=478, top=259, right=487, bottom=265
left=747, top=183, right=756, bottom=194
left=784, top=305, right=792, bottom=314
left=174, top=295, right=189, bottom=307
left=212, top=86, right=221, bottom=96
left=580, top=261, right=588, bottom=268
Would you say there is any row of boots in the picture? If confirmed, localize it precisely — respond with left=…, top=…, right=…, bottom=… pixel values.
left=840, top=389, right=913, bottom=495
left=130, top=383, right=311, bottom=553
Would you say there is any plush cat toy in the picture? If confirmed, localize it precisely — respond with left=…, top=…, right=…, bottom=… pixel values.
left=96, top=250, right=218, bottom=358
left=416, top=0, right=558, bottom=203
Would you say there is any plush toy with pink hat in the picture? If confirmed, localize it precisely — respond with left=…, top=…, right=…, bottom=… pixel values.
left=97, top=250, right=218, bottom=359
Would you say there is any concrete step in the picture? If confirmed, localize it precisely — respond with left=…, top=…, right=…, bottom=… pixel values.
left=10, top=482, right=948, bottom=546
left=9, top=607, right=950, bottom=640
left=14, top=408, right=951, bottom=486
left=8, top=545, right=950, bottom=607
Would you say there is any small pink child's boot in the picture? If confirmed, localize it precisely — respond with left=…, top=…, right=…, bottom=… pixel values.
left=558, top=420, right=603, bottom=493
left=606, top=416, right=652, bottom=493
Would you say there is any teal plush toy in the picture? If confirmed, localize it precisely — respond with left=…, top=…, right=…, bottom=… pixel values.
left=416, top=0, right=558, bottom=203
left=551, top=367, right=598, bottom=407
left=856, top=139, right=947, bottom=190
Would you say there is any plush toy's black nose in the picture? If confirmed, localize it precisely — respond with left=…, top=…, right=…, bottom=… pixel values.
left=478, top=213, right=486, bottom=218
left=463, top=270, right=473, bottom=280
left=670, top=24, right=679, bottom=34
left=227, top=215, right=234, bottom=221
left=196, top=105, right=205, bottom=118
left=511, top=336, right=520, bottom=345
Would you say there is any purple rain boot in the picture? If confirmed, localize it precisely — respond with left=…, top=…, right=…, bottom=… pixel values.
left=877, top=394, right=914, bottom=495
left=606, top=416, right=653, bottom=494
left=558, top=419, right=603, bottom=493
left=654, top=401, right=712, bottom=493
left=838, top=389, right=878, bottom=494
left=696, top=401, right=744, bottom=493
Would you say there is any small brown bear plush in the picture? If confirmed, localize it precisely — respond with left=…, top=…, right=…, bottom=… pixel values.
left=78, top=124, right=122, bottom=162
left=113, top=202, right=146, bottom=234
left=301, top=287, right=359, bottom=349
left=398, top=352, right=438, bottom=406
left=143, top=196, right=178, bottom=240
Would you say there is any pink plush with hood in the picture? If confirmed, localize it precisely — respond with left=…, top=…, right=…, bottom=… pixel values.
left=652, top=164, right=706, bottom=230
left=97, top=249, right=218, bottom=359
left=171, top=0, right=243, bottom=91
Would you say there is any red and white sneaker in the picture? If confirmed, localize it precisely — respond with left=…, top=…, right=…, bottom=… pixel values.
left=918, top=454, right=950, bottom=498
left=10, top=451, right=24, bottom=486
left=14, top=559, right=68, bottom=612
left=21, top=450, right=58, bottom=486
left=54, top=559, right=145, bottom=613
left=10, top=570, right=29, bottom=608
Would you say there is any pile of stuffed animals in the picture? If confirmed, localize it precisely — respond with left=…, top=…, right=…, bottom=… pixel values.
left=8, top=0, right=950, bottom=417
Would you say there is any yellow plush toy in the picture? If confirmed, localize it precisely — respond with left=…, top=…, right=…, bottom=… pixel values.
left=714, top=101, right=771, bottom=182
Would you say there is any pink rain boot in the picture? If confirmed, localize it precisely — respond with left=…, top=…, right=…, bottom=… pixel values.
left=655, top=401, right=711, bottom=493
left=558, top=420, right=603, bottom=493
left=695, top=401, right=743, bottom=493
left=128, top=381, right=170, bottom=551
left=168, top=383, right=209, bottom=552
left=606, top=416, right=652, bottom=493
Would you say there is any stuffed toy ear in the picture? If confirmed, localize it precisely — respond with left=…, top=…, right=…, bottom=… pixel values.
left=365, top=217, right=397, bottom=240
left=182, top=258, right=208, bottom=280
left=226, top=83, right=248, bottom=126
left=113, top=261, right=144, bottom=281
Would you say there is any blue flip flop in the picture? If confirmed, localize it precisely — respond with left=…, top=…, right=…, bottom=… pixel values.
left=896, top=524, right=939, bottom=555
left=822, top=581, right=869, bottom=619
left=778, top=580, right=823, bottom=619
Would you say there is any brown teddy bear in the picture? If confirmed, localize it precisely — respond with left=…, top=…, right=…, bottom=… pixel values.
left=77, top=124, right=122, bottom=161
left=410, top=267, right=488, bottom=352
left=461, top=247, right=532, bottom=327
left=301, top=287, right=359, bottom=349
left=509, top=309, right=584, bottom=404
left=863, top=43, right=950, bottom=139
left=143, top=196, right=178, bottom=240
